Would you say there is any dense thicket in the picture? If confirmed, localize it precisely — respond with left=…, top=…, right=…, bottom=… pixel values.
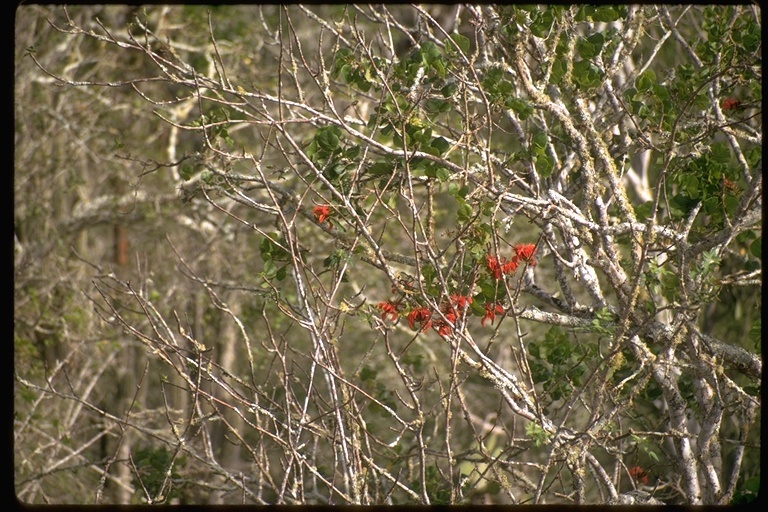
left=15, top=5, right=760, bottom=504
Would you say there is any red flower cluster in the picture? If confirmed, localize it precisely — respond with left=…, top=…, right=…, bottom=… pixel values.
left=386, top=299, right=504, bottom=336
left=432, top=294, right=473, bottom=337
left=377, top=300, right=401, bottom=321
left=628, top=466, right=649, bottom=485
left=313, top=205, right=332, bottom=226
left=435, top=309, right=456, bottom=337
left=407, top=307, right=432, bottom=332
left=450, top=294, right=473, bottom=310
left=375, top=244, right=539, bottom=337
left=721, top=97, right=741, bottom=111
left=485, top=243, right=536, bottom=280
left=386, top=294, right=476, bottom=337
left=486, top=255, right=518, bottom=280
left=481, top=303, right=505, bottom=326
left=513, top=243, right=537, bottom=266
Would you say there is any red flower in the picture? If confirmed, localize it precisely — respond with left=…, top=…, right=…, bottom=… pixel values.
left=501, top=257, right=519, bottom=274
left=486, top=254, right=519, bottom=279
left=629, top=466, right=649, bottom=485
left=721, top=97, right=741, bottom=111
left=486, top=255, right=503, bottom=280
left=435, top=309, right=457, bottom=337
left=514, top=243, right=537, bottom=266
left=377, top=300, right=400, bottom=321
left=407, top=307, right=432, bottom=332
left=450, top=294, right=473, bottom=310
left=313, top=205, right=332, bottom=224
left=481, top=303, right=505, bottom=326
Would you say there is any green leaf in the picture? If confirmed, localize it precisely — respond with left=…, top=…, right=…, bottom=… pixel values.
left=530, top=9, right=555, bottom=38
left=587, top=32, right=605, bottom=48
left=449, top=33, right=471, bottom=54
left=425, top=98, right=450, bottom=114
left=260, top=234, right=289, bottom=262
left=422, top=145, right=440, bottom=157
left=702, top=195, right=720, bottom=214
left=368, top=161, right=393, bottom=176
left=572, top=60, right=602, bottom=88
left=724, top=195, right=739, bottom=216
left=344, top=145, right=361, bottom=160
left=430, top=136, right=451, bottom=155
left=323, top=162, right=347, bottom=182
left=435, top=167, right=450, bottom=182
left=660, top=272, right=680, bottom=302
left=709, top=143, right=731, bottom=164
left=531, top=131, right=548, bottom=153
left=496, top=80, right=513, bottom=101
left=750, top=237, right=761, bottom=258
left=448, top=183, right=469, bottom=199
left=431, top=58, right=446, bottom=78
left=525, top=422, right=551, bottom=446
left=262, top=258, right=276, bottom=278
left=652, top=83, right=670, bottom=101
left=331, top=48, right=353, bottom=79
left=179, top=164, right=196, bottom=181
left=535, top=154, right=554, bottom=178
left=550, top=59, right=565, bottom=85
left=316, top=126, right=341, bottom=152
left=340, top=64, right=353, bottom=83
left=693, top=93, right=710, bottom=110
left=506, top=97, right=534, bottom=120
left=747, top=317, right=763, bottom=351
left=587, top=5, right=625, bottom=22
left=635, top=70, right=656, bottom=93
left=681, top=175, right=699, bottom=198
left=746, top=146, right=761, bottom=167
left=420, top=41, right=440, bottom=63
left=576, top=39, right=597, bottom=60
left=360, top=366, right=378, bottom=382
left=483, top=67, right=504, bottom=87
left=457, top=201, right=473, bottom=222
left=635, top=201, right=654, bottom=222
left=421, top=263, right=436, bottom=286
left=469, top=300, right=486, bottom=317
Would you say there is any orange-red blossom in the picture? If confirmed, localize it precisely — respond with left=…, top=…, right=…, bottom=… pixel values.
left=513, top=243, right=537, bottom=266
left=486, top=255, right=518, bottom=280
left=485, top=243, right=537, bottom=280
left=377, top=300, right=400, bottom=321
left=313, top=205, right=332, bottom=225
left=721, top=97, right=741, bottom=111
left=482, top=303, right=505, bottom=326
left=407, top=307, right=432, bottom=332
left=434, top=295, right=473, bottom=337
left=628, top=466, right=649, bottom=485
left=449, top=294, right=473, bottom=310
left=381, top=244, right=539, bottom=335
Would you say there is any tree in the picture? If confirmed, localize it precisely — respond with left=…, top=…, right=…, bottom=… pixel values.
left=15, top=5, right=761, bottom=505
